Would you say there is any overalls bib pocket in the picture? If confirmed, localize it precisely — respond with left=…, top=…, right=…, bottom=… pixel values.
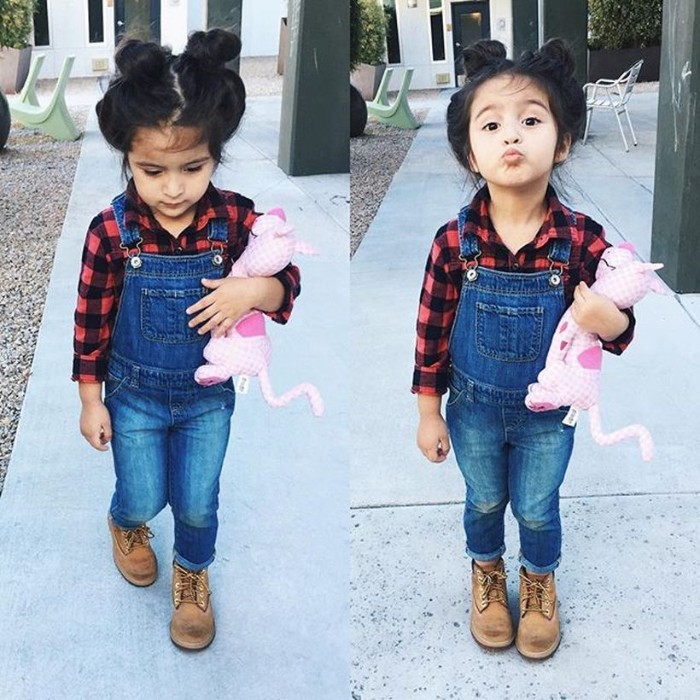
left=140, top=287, right=204, bottom=344
left=475, top=302, right=544, bottom=363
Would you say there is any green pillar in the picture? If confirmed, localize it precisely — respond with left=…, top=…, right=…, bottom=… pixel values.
left=512, top=0, right=538, bottom=58
left=542, top=0, right=588, bottom=84
left=278, top=0, right=349, bottom=175
left=207, top=0, right=242, bottom=73
left=651, top=0, right=700, bottom=292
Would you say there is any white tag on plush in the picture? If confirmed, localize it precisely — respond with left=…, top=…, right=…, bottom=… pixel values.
left=562, top=406, right=579, bottom=427
left=235, top=375, right=250, bottom=394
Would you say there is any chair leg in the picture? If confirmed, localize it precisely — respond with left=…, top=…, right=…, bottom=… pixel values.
left=623, top=107, right=638, bottom=146
left=583, top=107, right=593, bottom=144
left=614, top=108, right=629, bottom=151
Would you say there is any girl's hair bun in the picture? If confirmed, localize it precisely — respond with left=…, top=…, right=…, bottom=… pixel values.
left=184, top=28, right=242, bottom=72
left=462, top=39, right=507, bottom=78
left=524, top=38, right=576, bottom=82
left=114, top=39, right=170, bottom=85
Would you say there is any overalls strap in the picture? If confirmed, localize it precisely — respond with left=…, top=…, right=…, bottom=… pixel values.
left=548, top=237, right=571, bottom=265
left=111, top=192, right=141, bottom=247
left=457, top=206, right=480, bottom=260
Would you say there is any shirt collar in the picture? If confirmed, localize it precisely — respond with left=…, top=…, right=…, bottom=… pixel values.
left=464, top=184, right=577, bottom=250
left=123, top=180, right=227, bottom=234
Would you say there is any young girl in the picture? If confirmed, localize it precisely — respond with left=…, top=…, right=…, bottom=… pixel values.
left=73, top=29, right=300, bottom=650
left=413, top=40, right=635, bottom=659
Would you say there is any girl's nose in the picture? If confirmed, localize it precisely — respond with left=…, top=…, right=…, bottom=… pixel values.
left=163, top=175, right=184, bottom=198
left=502, top=120, right=522, bottom=144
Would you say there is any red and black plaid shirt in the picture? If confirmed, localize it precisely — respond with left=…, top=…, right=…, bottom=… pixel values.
left=73, top=181, right=301, bottom=383
left=413, top=186, right=635, bottom=395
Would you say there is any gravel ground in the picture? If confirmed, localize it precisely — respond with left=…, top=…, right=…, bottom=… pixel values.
left=0, top=107, right=89, bottom=495
left=350, top=96, right=435, bottom=256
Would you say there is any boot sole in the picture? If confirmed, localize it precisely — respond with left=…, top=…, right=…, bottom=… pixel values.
left=515, top=632, right=561, bottom=659
left=470, top=625, right=515, bottom=649
left=170, top=624, right=216, bottom=651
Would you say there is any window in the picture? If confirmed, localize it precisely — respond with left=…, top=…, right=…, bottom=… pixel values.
left=383, top=1, right=401, bottom=64
left=33, top=0, right=50, bottom=47
left=88, top=0, right=105, bottom=43
left=429, top=0, right=445, bottom=62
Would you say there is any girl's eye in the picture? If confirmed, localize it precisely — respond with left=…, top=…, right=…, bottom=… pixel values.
left=523, top=117, right=541, bottom=126
left=144, top=170, right=162, bottom=177
left=185, top=165, right=204, bottom=173
left=483, top=122, right=499, bottom=132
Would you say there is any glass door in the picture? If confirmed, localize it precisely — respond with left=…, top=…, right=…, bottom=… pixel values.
left=451, top=1, right=491, bottom=85
left=114, top=0, right=161, bottom=44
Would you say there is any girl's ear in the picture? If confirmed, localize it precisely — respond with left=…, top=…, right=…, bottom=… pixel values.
left=554, top=133, right=572, bottom=164
left=467, top=148, right=479, bottom=174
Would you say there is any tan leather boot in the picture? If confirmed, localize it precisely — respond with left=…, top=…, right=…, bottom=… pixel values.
left=170, top=563, right=215, bottom=650
left=470, top=559, right=514, bottom=648
left=108, top=514, right=157, bottom=587
left=516, top=567, right=561, bottom=659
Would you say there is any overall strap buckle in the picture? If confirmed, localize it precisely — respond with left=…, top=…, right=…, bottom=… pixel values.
left=120, top=238, right=144, bottom=269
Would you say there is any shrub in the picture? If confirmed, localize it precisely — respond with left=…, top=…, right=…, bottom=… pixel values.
left=0, top=0, right=35, bottom=49
left=351, top=0, right=388, bottom=70
left=588, top=0, right=662, bottom=50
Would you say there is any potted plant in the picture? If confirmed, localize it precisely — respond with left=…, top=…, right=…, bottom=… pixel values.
left=588, top=0, right=662, bottom=82
left=0, top=0, right=35, bottom=94
left=351, top=0, right=388, bottom=101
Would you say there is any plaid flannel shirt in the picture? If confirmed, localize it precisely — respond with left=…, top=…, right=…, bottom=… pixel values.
left=413, top=185, right=635, bottom=395
left=73, top=181, right=301, bottom=383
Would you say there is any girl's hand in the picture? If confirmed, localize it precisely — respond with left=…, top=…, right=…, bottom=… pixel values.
left=570, top=282, right=629, bottom=341
left=80, top=401, right=112, bottom=452
left=187, top=277, right=285, bottom=338
left=417, top=413, right=451, bottom=463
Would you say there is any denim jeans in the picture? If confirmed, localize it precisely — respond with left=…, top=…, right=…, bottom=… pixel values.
left=446, top=393, right=574, bottom=574
left=105, top=376, right=235, bottom=570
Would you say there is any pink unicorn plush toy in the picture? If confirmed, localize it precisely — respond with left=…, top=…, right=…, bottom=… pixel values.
left=525, top=242, right=664, bottom=460
left=194, top=208, right=324, bottom=417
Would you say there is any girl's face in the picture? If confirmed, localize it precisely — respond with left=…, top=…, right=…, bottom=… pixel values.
left=467, top=74, right=570, bottom=193
left=127, top=125, right=215, bottom=235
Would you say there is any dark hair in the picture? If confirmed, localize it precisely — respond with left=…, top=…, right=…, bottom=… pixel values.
left=96, top=28, right=246, bottom=171
left=446, top=38, right=585, bottom=177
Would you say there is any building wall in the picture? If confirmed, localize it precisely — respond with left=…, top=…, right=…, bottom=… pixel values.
left=390, top=0, right=513, bottom=91
left=36, top=0, right=282, bottom=80
left=240, top=0, right=286, bottom=57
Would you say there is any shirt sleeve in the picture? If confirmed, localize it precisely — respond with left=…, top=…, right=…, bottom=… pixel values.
left=72, top=217, right=119, bottom=382
left=579, top=221, right=636, bottom=355
left=412, top=225, right=461, bottom=395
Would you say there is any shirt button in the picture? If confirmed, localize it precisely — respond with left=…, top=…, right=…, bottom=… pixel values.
left=176, top=246, right=183, bottom=254
left=513, top=262, right=520, bottom=269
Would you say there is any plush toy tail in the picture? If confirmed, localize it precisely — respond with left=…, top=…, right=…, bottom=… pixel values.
left=257, top=367, right=324, bottom=417
left=587, top=404, right=654, bottom=461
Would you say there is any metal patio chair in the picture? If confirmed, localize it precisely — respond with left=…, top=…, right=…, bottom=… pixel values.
left=582, top=59, right=644, bottom=151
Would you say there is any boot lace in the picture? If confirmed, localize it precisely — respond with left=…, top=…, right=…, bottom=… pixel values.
left=476, top=567, right=508, bottom=606
left=173, top=564, right=210, bottom=611
left=121, top=525, right=153, bottom=553
left=520, top=571, right=553, bottom=617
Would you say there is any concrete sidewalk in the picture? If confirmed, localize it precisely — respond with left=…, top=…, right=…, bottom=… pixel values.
left=351, top=89, right=700, bottom=698
left=0, top=86, right=349, bottom=698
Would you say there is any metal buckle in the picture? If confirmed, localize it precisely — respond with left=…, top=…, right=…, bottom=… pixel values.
left=460, top=250, right=481, bottom=282
left=548, top=258, right=564, bottom=286
left=120, top=238, right=143, bottom=269
left=209, top=239, right=225, bottom=266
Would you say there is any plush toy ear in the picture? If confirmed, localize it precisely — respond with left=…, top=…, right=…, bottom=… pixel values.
left=618, top=241, right=636, bottom=253
left=267, top=207, right=286, bottom=221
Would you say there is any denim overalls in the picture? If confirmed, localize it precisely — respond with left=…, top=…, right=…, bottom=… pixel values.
left=105, top=193, right=236, bottom=571
left=445, top=206, right=576, bottom=574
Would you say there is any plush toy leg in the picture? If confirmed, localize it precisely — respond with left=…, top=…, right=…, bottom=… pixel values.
left=257, top=367, right=324, bottom=416
left=194, top=364, right=232, bottom=387
left=587, top=404, right=654, bottom=462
